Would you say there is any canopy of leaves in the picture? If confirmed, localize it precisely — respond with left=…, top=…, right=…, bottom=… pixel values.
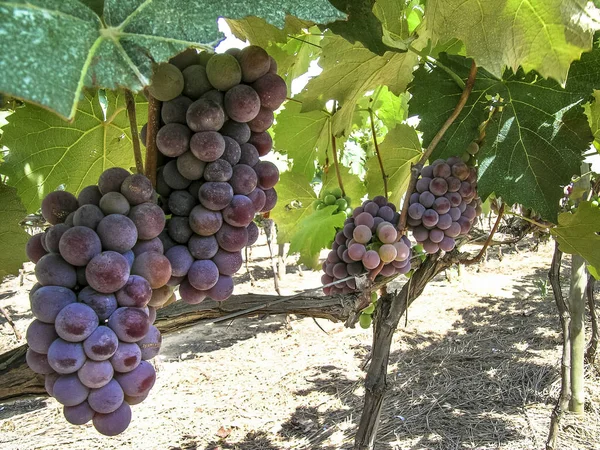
left=365, top=124, right=421, bottom=205
left=0, top=0, right=345, bottom=119
left=0, top=91, right=147, bottom=213
left=300, top=33, right=419, bottom=136
left=552, top=201, right=600, bottom=271
left=409, top=54, right=595, bottom=222
left=425, top=0, right=600, bottom=84
left=0, top=184, right=29, bottom=279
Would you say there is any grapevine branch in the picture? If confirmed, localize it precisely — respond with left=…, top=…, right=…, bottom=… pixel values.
left=144, top=93, right=161, bottom=186
left=368, top=108, right=388, bottom=200
left=124, top=90, right=144, bottom=174
left=331, top=133, right=345, bottom=196
left=460, top=203, right=505, bottom=266
left=397, top=60, right=478, bottom=235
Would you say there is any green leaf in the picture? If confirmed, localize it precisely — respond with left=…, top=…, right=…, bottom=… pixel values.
left=588, top=264, right=600, bottom=280
left=0, top=1, right=345, bottom=119
left=0, top=91, right=147, bottom=213
left=270, top=171, right=317, bottom=243
left=322, top=165, right=367, bottom=206
left=365, top=124, right=422, bottom=205
left=584, top=90, right=600, bottom=144
left=372, top=86, right=409, bottom=130
left=288, top=205, right=346, bottom=269
left=300, top=33, right=419, bottom=136
left=273, top=101, right=331, bottom=181
left=409, top=54, right=593, bottom=221
left=325, top=0, right=389, bottom=55
left=373, top=0, right=412, bottom=51
left=271, top=31, right=322, bottom=92
left=0, top=184, right=29, bottom=280
left=226, top=15, right=314, bottom=47
left=78, top=0, right=104, bottom=16
left=551, top=201, right=600, bottom=269
left=425, top=0, right=600, bottom=84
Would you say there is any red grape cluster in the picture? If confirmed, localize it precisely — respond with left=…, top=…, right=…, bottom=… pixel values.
left=24, top=169, right=169, bottom=436
left=321, top=196, right=412, bottom=294
left=407, top=157, right=481, bottom=253
left=142, top=46, right=283, bottom=304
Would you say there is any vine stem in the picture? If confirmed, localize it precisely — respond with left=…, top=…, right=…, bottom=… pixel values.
left=397, top=60, right=478, bottom=235
left=502, top=211, right=553, bottom=229
left=369, top=108, right=388, bottom=200
left=144, top=93, right=161, bottom=187
left=331, top=133, right=345, bottom=196
left=124, top=90, right=144, bottom=174
left=460, top=203, right=505, bottom=266
left=408, top=45, right=465, bottom=89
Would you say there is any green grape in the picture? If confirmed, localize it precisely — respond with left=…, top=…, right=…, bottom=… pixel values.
left=336, top=198, right=348, bottom=211
left=343, top=196, right=351, bottom=205
left=363, top=303, right=375, bottom=314
left=593, top=200, right=599, bottom=207
left=147, top=63, right=184, bottom=101
left=316, top=202, right=326, bottom=210
left=345, top=207, right=353, bottom=216
left=359, top=313, right=372, bottom=329
left=324, top=194, right=337, bottom=206
left=461, top=152, right=470, bottom=163
left=467, top=141, right=480, bottom=155
left=331, top=187, right=343, bottom=198
left=313, top=200, right=324, bottom=210
left=371, top=291, right=378, bottom=302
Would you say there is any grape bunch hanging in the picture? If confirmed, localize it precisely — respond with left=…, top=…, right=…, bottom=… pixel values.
left=321, top=196, right=412, bottom=295
left=407, top=156, right=482, bottom=253
left=25, top=169, right=170, bottom=436
left=313, top=187, right=353, bottom=218
left=142, top=46, right=283, bottom=304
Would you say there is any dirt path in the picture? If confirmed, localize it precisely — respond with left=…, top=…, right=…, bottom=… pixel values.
left=1, top=240, right=598, bottom=450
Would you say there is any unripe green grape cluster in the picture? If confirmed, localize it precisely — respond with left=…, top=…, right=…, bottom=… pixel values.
left=314, top=187, right=352, bottom=218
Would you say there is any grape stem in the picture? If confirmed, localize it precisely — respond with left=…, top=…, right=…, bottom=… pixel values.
left=397, top=60, right=478, bottom=235
left=144, top=92, right=161, bottom=186
left=368, top=108, right=388, bottom=200
left=124, top=90, right=144, bottom=174
left=502, top=211, right=553, bottom=229
left=460, top=203, right=505, bottom=266
left=331, top=133, right=345, bottom=197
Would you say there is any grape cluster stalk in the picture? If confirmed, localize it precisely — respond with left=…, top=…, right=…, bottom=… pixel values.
left=141, top=46, right=284, bottom=304
left=407, top=156, right=482, bottom=253
left=25, top=169, right=170, bottom=435
left=321, top=196, right=412, bottom=294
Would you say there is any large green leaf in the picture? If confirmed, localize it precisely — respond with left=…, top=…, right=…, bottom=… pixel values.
left=288, top=205, right=346, bottom=269
left=271, top=31, right=322, bottom=94
left=585, top=90, right=600, bottom=144
left=365, top=124, right=422, bottom=206
left=273, top=101, right=331, bottom=181
left=0, top=184, right=29, bottom=280
left=0, top=91, right=147, bottom=213
left=300, top=33, right=419, bottom=136
left=408, top=54, right=594, bottom=222
left=551, top=201, right=600, bottom=270
left=270, top=171, right=317, bottom=243
left=226, top=15, right=314, bottom=48
left=425, top=0, right=600, bottom=84
left=0, top=1, right=345, bottom=119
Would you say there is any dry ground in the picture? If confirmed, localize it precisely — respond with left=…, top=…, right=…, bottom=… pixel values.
left=1, top=238, right=599, bottom=450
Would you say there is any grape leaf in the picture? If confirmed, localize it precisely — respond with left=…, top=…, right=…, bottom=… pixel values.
left=584, top=90, right=600, bottom=144
left=372, top=0, right=412, bottom=51
left=0, top=184, right=29, bottom=280
left=288, top=205, right=346, bottom=269
left=0, top=1, right=345, bottom=120
left=300, top=33, right=419, bottom=136
left=78, top=0, right=104, bottom=16
left=226, top=15, right=314, bottom=48
left=273, top=101, right=331, bottom=181
left=551, top=201, right=600, bottom=269
left=0, top=90, right=147, bottom=213
left=325, top=0, right=389, bottom=55
left=322, top=165, right=367, bottom=206
left=271, top=31, right=322, bottom=93
left=270, top=171, right=317, bottom=243
left=425, top=0, right=600, bottom=84
left=409, top=54, right=594, bottom=221
left=365, top=124, right=422, bottom=205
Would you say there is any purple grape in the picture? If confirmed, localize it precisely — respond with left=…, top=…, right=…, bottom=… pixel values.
left=379, top=244, right=397, bottom=263
left=78, top=185, right=102, bottom=207
left=73, top=204, right=105, bottom=230
left=83, top=325, right=119, bottom=361
left=96, top=215, right=138, bottom=253
left=131, top=252, right=172, bottom=288
left=224, top=84, right=261, bottom=122
left=26, top=319, right=58, bottom=354
left=355, top=212, right=375, bottom=228
left=98, top=168, right=129, bottom=195
left=156, top=123, right=191, bottom=157
left=108, top=307, right=150, bottom=343
left=252, top=72, right=287, bottom=110
left=246, top=221, right=259, bottom=246
left=254, top=161, right=279, bottom=190
left=47, top=339, right=86, bottom=374
left=26, top=348, right=54, bottom=374
left=412, top=226, right=429, bottom=242
left=348, top=243, right=366, bottom=261
left=437, top=213, right=452, bottom=230
left=230, top=164, right=258, bottom=195
left=129, top=203, right=166, bottom=240
left=221, top=136, right=242, bottom=165
left=362, top=250, right=381, bottom=270
left=433, top=163, right=451, bottom=178
left=377, top=206, right=394, bottom=222
left=54, top=303, right=99, bottom=342
left=31, top=286, right=77, bottom=323
left=458, top=216, right=472, bottom=234
left=137, top=325, right=162, bottom=360
left=86, top=251, right=130, bottom=294
left=78, top=359, right=114, bottom=388
left=88, top=379, right=124, bottom=414
left=190, top=131, right=225, bottom=162
left=447, top=176, right=461, bottom=192
left=439, top=236, right=456, bottom=252
left=377, top=224, right=397, bottom=244
left=221, top=120, right=251, bottom=144
left=110, top=342, right=141, bottom=373
left=162, top=160, right=192, bottom=190
left=161, top=95, right=193, bottom=124
left=394, top=242, right=410, bottom=261
left=132, top=237, right=164, bottom=256
left=188, top=260, right=219, bottom=290
left=452, top=162, right=470, bottom=180
left=239, top=143, right=260, bottom=166
left=409, top=193, right=420, bottom=204
left=63, top=401, right=95, bottom=425
left=422, top=209, right=439, bottom=228
left=353, top=225, right=372, bottom=244
left=223, top=195, right=255, bottom=227
left=115, top=276, right=152, bottom=308
left=446, top=192, right=462, bottom=207
left=165, top=245, right=194, bottom=277
left=177, top=151, right=206, bottom=180
left=422, top=239, right=439, bottom=254
left=92, top=402, right=132, bottom=436
left=26, top=233, right=47, bottom=263
left=78, top=287, right=118, bottom=321
left=445, top=222, right=461, bottom=238
left=408, top=203, right=425, bottom=220
left=372, top=196, right=388, bottom=207
left=114, top=360, right=156, bottom=397
left=35, top=253, right=77, bottom=288
left=216, top=223, right=248, bottom=252
left=212, top=249, right=243, bottom=276
left=186, top=98, right=225, bottom=132
left=199, top=182, right=234, bottom=210
left=416, top=177, right=432, bottom=193
left=53, top=374, right=89, bottom=406
left=463, top=205, right=477, bottom=220
left=168, top=190, right=198, bottom=216
left=179, top=280, right=208, bottom=304
left=204, top=159, right=233, bottom=182
left=459, top=181, right=474, bottom=198
left=433, top=197, right=451, bottom=215
left=419, top=191, right=435, bottom=208
left=188, top=234, right=219, bottom=259
left=207, top=275, right=234, bottom=301
left=189, top=206, right=223, bottom=236
left=261, top=188, right=277, bottom=212
left=41, top=190, right=79, bottom=225
left=429, top=229, right=445, bottom=243
left=363, top=202, right=379, bottom=216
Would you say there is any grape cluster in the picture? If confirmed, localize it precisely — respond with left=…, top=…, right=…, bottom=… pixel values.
left=142, top=46, right=283, bottom=304
left=321, top=196, right=412, bottom=295
left=407, top=157, right=482, bottom=253
left=313, top=187, right=352, bottom=218
left=24, top=169, right=170, bottom=436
